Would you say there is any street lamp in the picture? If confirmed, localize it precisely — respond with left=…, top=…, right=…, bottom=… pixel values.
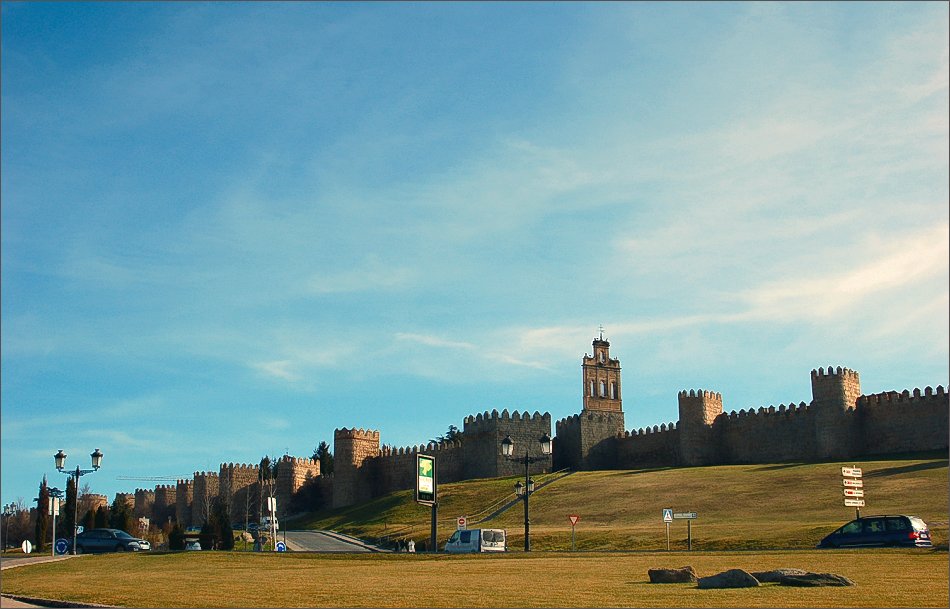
left=55, top=448, right=103, bottom=555
left=500, top=432, right=552, bottom=552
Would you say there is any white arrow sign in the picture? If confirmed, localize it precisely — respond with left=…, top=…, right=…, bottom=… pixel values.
left=842, top=478, right=863, bottom=488
left=843, top=488, right=864, bottom=497
left=841, top=467, right=863, bottom=478
left=844, top=498, right=865, bottom=507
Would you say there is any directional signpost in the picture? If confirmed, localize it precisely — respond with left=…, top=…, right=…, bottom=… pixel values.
left=842, top=466, right=864, bottom=518
left=568, top=515, right=580, bottom=551
left=673, top=512, right=698, bottom=551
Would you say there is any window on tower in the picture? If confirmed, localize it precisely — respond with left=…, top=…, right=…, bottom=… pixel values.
left=600, top=381, right=607, bottom=397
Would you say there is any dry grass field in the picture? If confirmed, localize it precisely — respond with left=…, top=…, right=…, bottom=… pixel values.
left=3, top=455, right=945, bottom=608
left=294, top=455, right=949, bottom=551
left=2, top=549, right=947, bottom=608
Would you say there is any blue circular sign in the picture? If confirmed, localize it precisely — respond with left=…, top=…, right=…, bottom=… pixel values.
left=275, top=541, right=286, bottom=552
left=55, top=538, right=69, bottom=555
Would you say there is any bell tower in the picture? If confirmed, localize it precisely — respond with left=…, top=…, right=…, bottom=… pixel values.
left=582, top=328, right=622, bottom=413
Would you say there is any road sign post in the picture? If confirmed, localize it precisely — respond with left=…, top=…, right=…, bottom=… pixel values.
left=841, top=466, right=864, bottom=518
left=568, top=515, right=580, bottom=551
left=457, top=516, right=467, bottom=530
left=672, top=512, right=698, bottom=551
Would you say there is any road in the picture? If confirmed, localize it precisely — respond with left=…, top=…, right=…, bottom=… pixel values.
left=282, top=530, right=388, bottom=553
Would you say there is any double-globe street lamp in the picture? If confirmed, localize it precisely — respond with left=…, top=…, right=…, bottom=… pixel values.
left=54, top=448, right=103, bottom=555
left=500, top=432, right=552, bottom=552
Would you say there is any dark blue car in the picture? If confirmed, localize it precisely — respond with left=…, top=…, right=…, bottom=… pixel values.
left=817, top=515, right=932, bottom=548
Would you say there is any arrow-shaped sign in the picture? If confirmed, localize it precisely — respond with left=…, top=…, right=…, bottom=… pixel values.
left=841, top=467, right=863, bottom=478
left=844, top=498, right=865, bottom=507
left=842, top=478, right=863, bottom=488
left=843, top=488, right=864, bottom=497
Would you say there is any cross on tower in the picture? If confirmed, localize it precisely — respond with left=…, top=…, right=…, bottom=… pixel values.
left=598, top=325, right=605, bottom=340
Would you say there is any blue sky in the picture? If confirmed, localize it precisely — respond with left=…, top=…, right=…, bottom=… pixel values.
left=2, top=2, right=948, bottom=508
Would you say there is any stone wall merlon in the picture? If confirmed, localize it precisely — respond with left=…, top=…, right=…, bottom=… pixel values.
left=857, top=386, right=947, bottom=407
left=678, top=389, right=722, bottom=399
left=811, top=366, right=860, bottom=379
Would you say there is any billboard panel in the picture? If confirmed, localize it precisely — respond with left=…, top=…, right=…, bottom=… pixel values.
left=416, top=454, right=436, bottom=505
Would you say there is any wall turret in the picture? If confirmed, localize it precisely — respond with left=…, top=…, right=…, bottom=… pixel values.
left=811, top=366, right=861, bottom=459
left=332, top=428, right=380, bottom=508
left=677, top=389, right=724, bottom=466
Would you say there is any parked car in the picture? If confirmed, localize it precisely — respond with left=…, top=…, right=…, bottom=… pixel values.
left=73, top=528, right=151, bottom=553
left=817, top=515, right=932, bottom=548
left=184, top=540, right=201, bottom=551
left=444, top=529, right=506, bottom=553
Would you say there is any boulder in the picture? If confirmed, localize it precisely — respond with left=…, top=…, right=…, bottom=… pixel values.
left=648, top=566, right=698, bottom=583
left=779, top=573, right=855, bottom=587
left=751, top=568, right=811, bottom=583
left=697, top=569, right=761, bottom=589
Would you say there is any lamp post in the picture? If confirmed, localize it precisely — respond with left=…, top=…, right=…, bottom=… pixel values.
left=500, top=433, right=552, bottom=552
left=48, top=488, right=64, bottom=557
left=55, top=448, right=103, bottom=555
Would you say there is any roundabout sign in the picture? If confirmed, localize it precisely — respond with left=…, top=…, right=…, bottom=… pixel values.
left=55, top=538, right=70, bottom=555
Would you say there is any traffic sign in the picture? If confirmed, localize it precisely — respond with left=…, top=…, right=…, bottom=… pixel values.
left=55, top=538, right=69, bottom=555
left=673, top=512, right=697, bottom=519
left=457, top=516, right=467, bottom=530
left=569, top=515, right=580, bottom=526
left=21, top=540, right=33, bottom=554
left=842, top=478, right=863, bottom=488
left=76, top=525, right=84, bottom=534
left=844, top=498, right=865, bottom=507
left=842, top=467, right=862, bottom=478
left=662, top=508, right=673, bottom=523
left=843, top=488, right=864, bottom=497
left=275, top=541, right=286, bottom=552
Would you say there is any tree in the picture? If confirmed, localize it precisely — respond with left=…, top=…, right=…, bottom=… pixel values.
left=61, top=477, right=76, bottom=541
left=168, top=522, right=185, bottom=551
left=431, top=424, right=462, bottom=445
left=109, top=496, right=134, bottom=534
left=34, top=476, right=50, bottom=553
left=94, top=505, right=109, bottom=529
left=210, top=498, right=234, bottom=551
left=313, top=441, right=334, bottom=475
left=81, top=509, right=95, bottom=533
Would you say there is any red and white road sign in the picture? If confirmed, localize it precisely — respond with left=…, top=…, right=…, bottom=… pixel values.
left=569, top=515, right=580, bottom=526
left=843, top=488, right=864, bottom=497
left=842, top=478, right=863, bottom=488
left=844, top=498, right=865, bottom=507
left=841, top=467, right=863, bottom=478
left=457, top=516, right=467, bottom=530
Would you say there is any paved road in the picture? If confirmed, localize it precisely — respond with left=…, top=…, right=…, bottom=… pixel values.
left=282, top=530, right=387, bottom=553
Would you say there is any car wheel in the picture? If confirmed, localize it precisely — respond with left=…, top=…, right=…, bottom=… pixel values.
left=116, top=544, right=126, bottom=552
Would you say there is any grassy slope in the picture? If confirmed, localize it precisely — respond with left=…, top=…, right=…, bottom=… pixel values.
left=288, top=455, right=948, bottom=551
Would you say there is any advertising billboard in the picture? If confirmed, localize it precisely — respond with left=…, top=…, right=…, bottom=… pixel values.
left=416, top=454, right=436, bottom=505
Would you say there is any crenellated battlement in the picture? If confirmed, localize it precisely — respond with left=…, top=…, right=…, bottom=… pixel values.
left=678, top=389, right=723, bottom=400
left=379, top=440, right=462, bottom=457
left=193, top=471, right=218, bottom=479
left=811, top=365, right=860, bottom=380
left=725, top=401, right=809, bottom=419
left=280, top=455, right=318, bottom=466
left=335, top=427, right=380, bottom=441
left=176, top=479, right=193, bottom=487
left=624, top=421, right=678, bottom=437
left=857, top=386, right=946, bottom=408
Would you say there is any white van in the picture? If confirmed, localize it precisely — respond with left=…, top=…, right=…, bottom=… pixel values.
left=444, top=528, right=506, bottom=553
